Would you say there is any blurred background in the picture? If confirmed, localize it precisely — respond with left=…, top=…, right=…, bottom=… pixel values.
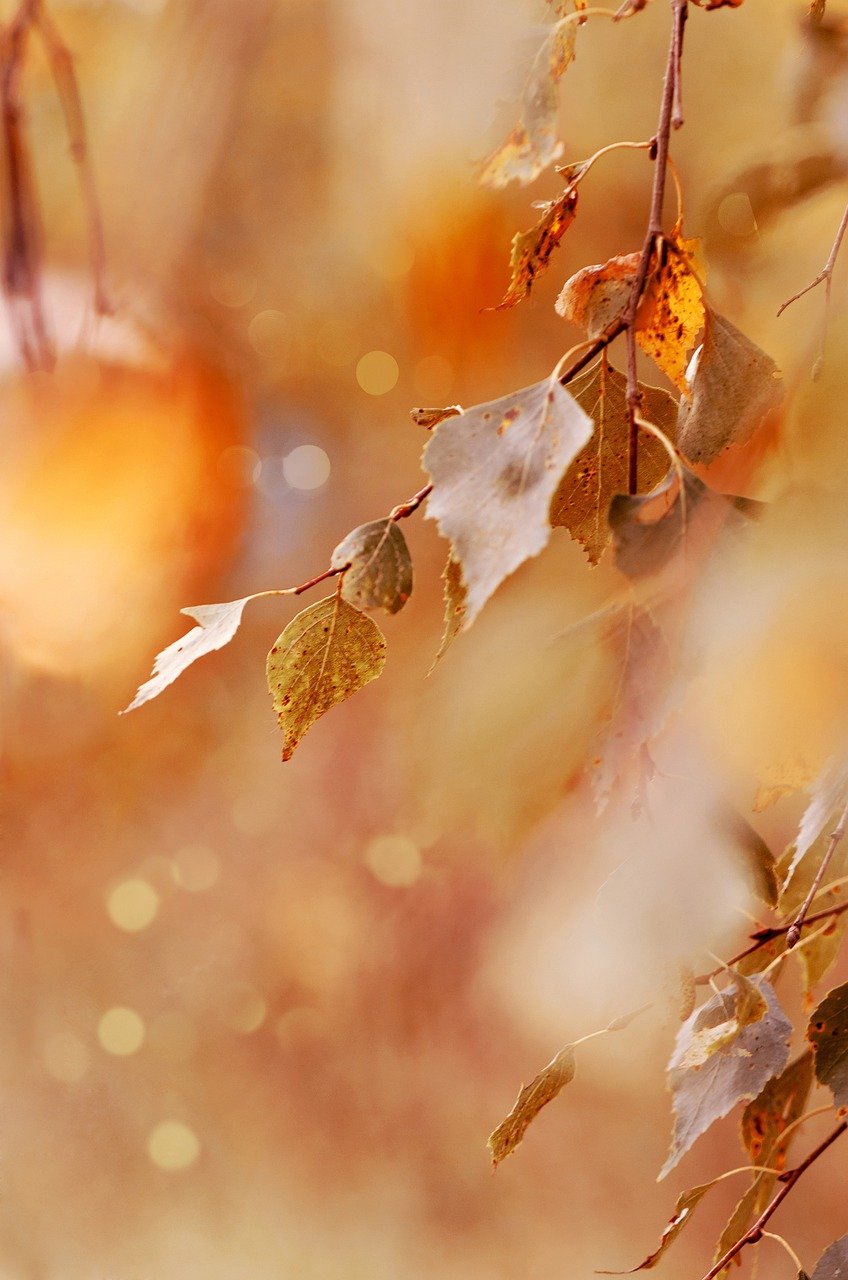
left=3, top=0, right=848, bottom=1276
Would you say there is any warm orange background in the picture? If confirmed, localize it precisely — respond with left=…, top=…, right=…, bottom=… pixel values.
left=3, top=1, right=848, bottom=1276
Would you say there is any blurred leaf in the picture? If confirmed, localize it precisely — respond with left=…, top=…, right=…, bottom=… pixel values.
left=783, top=755, right=848, bottom=887
left=488, top=1044, right=576, bottom=1167
left=430, top=554, right=467, bottom=670
left=410, top=405, right=463, bottom=430
left=495, top=188, right=578, bottom=309
left=693, top=0, right=744, bottom=8
left=550, top=359, right=678, bottom=565
left=678, top=311, right=782, bottom=465
left=659, top=976, right=791, bottom=1180
left=266, top=594, right=386, bottom=761
left=780, top=830, right=848, bottom=994
left=808, top=980, right=848, bottom=1105
left=598, top=1179, right=720, bottom=1273
left=423, top=374, right=592, bottom=630
left=809, top=1237, right=848, bottom=1280
left=123, top=596, right=257, bottom=713
left=330, top=519, right=413, bottom=614
left=713, top=806, right=780, bottom=908
left=714, top=1051, right=815, bottom=1264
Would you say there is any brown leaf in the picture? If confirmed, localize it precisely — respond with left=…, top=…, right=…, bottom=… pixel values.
left=550, top=359, right=679, bottom=564
left=659, top=976, right=791, bottom=1180
left=693, top=0, right=744, bottom=7
left=555, top=251, right=640, bottom=337
left=714, top=1049, right=815, bottom=1263
left=488, top=1044, right=576, bottom=1167
left=495, top=188, right=578, bottom=309
left=430, top=554, right=467, bottom=670
left=713, top=806, right=780, bottom=909
left=423, top=374, right=592, bottom=631
left=678, top=310, right=782, bottom=465
left=598, top=1179, right=720, bottom=1273
left=266, top=594, right=386, bottom=761
left=410, top=405, right=463, bottom=430
left=330, top=519, right=413, bottom=614
left=808, top=980, right=848, bottom=1105
left=809, top=1236, right=848, bottom=1280
left=637, top=230, right=705, bottom=393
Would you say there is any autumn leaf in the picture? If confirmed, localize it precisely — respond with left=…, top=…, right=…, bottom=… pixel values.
left=677, top=310, right=782, bottom=465
left=808, top=1236, right=848, bottom=1280
left=330, top=519, right=413, bottom=614
left=659, top=976, right=791, bottom=1180
left=638, top=230, right=705, bottom=393
left=598, top=1179, right=720, bottom=1273
left=555, top=251, right=640, bottom=337
left=410, top=405, right=463, bottom=430
left=488, top=1044, right=576, bottom=1167
left=713, top=805, right=780, bottom=909
left=808, top=980, right=848, bottom=1106
left=550, top=359, right=679, bottom=564
left=495, top=187, right=578, bottom=309
left=713, top=1051, right=814, bottom=1264
left=266, top=594, right=386, bottom=761
left=430, top=554, right=467, bottom=670
left=423, top=373, right=593, bottom=631
left=693, top=0, right=744, bottom=8
left=678, top=971, right=767, bottom=1070
left=782, top=755, right=848, bottom=888
left=122, top=596, right=259, bottom=712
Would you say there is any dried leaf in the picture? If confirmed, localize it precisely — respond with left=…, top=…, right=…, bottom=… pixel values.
left=495, top=188, right=578, bottom=309
left=123, top=596, right=257, bottom=713
left=659, top=976, right=792, bottom=1180
left=677, top=310, right=782, bottom=465
left=550, top=360, right=678, bottom=564
left=488, top=1044, right=576, bottom=1167
left=678, top=972, right=767, bottom=1070
left=598, top=1179, right=720, bottom=1273
left=478, top=9, right=584, bottom=189
left=693, top=0, right=744, bottom=7
left=783, top=755, right=848, bottom=888
left=638, top=231, right=705, bottom=393
left=423, top=374, right=593, bottom=631
left=410, top=405, right=463, bottom=430
left=808, top=981, right=848, bottom=1105
left=330, top=519, right=413, bottom=614
left=430, top=554, right=467, bottom=670
left=714, top=1050, right=815, bottom=1263
left=266, top=594, right=386, bottom=761
left=780, top=830, right=848, bottom=995
left=809, top=1236, right=848, bottom=1280
left=555, top=251, right=640, bottom=337
left=713, top=806, right=780, bottom=909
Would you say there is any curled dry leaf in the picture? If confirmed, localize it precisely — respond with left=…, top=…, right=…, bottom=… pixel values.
left=550, top=359, right=678, bottom=564
left=808, top=980, right=848, bottom=1106
left=488, top=1044, right=576, bottom=1167
left=122, top=596, right=257, bottom=713
left=410, top=405, right=463, bottom=430
left=598, top=1179, right=720, bottom=1273
left=430, top=554, right=467, bottom=670
left=423, top=375, right=593, bottom=631
left=495, top=188, right=578, bottom=309
left=809, top=1236, right=848, bottom=1280
left=266, top=594, right=386, bottom=761
left=330, top=519, right=413, bottom=614
left=678, top=971, right=767, bottom=1070
left=555, top=251, right=640, bottom=337
left=659, top=976, right=791, bottom=1180
left=713, top=1051, right=814, bottom=1265
left=678, top=310, right=782, bottom=465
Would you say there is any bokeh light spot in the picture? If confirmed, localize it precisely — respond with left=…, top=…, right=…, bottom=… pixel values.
left=43, top=1032, right=89, bottom=1083
left=106, top=880, right=159, bottom=932
left=147, top=1120, right=200, bottom=1171
left=356, top=350, right=399, bottom=396
left=248, top=309, right=289, bottom=360
left=217, top=445, right=260, bottom=488
left=282, top=444, right=330, bottom=491
left=220, top=983, right=267, bottom=1034
left=364, top=834, right=422, bottom=887
left=171, top=844, right=220, bottom=893
left=98, top=1006, right=145, bottom=1056
left=717, top=192, right=758, bottom=238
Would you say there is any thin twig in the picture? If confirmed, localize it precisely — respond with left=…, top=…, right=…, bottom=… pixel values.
left=694, top=897, right=848, bottom=984
left=787, top=795, right=848, bottom=947
left=389, top=483, right=432, bottom=521
left=701, top=1121, right=848, bottom=1280
left=761, top=1231, right=805, bottom=1275
left=777, top=198, right=848, bottom=376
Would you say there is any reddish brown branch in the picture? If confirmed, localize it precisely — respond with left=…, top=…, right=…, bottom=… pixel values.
left=291, top=564, right=346, bottom=597
left=389, top=483, right=433, bottom=522
left=694, top=897, right=848, bottom=985
left=787, top=797, right=848, bottom=948
left=700, top=1121, right=848, bottom=1280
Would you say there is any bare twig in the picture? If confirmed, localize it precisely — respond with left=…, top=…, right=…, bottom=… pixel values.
left=700, top=1120, right=848, bottom=1280
left=787, top=795, right=848, bottom=947
left=777, top=198, right=848, bottom=375
left=389, top=483, right=432, bottom=522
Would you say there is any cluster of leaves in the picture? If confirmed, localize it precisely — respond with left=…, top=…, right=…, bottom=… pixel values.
left=123, top=0, right=848, bottom=1274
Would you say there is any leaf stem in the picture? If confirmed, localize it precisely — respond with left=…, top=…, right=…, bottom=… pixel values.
left=700, top=1120, right=848, bottom=1280
left=761, top=1231, right=805, bottom=1275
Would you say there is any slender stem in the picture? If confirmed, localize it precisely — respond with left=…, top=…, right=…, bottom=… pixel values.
left=389, top=483, right=432, bottom=522
left=778, top=197, right=848, bottom=375
left=787, top=796, right=848, bottom=947
left=761, top=1231, right=805, bottom=1275
left=290, top=564, right=346, bottom=597
left=700, top=1121, right=848, bottom=1280
left=695, top=894, right=848, bottom=985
